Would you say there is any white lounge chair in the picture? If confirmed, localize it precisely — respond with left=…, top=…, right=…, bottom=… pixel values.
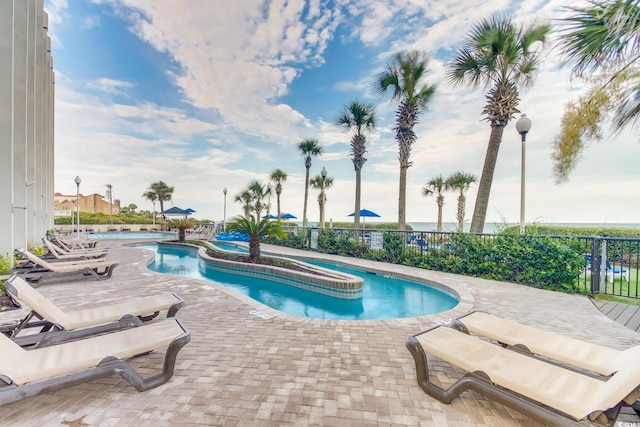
left=0, top=318, right=190, bottom=407
left=3, top=275, right=184, bottom=347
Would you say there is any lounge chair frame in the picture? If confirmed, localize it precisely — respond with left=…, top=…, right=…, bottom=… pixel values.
left=406, top=325, right=635, bottom=426
left=0, top=318, right=190, bottom=407
left=1, top=275, right=185, bottom=348
left=15, top=248, right=118, bottom=287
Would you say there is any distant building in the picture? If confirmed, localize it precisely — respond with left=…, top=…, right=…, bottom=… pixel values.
left=0, top=1, right=55, bottom=256
left=54, top=192, right=121, bottom=215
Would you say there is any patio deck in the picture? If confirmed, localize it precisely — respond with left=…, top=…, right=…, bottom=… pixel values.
left=594, top=299, right=640, bottom=333
left=1, top=241, right=639, bottom=426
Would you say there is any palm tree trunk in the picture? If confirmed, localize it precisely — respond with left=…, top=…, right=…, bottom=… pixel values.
left=354, top=168, right=362, bottom=229
left=398, top=166, right=408, bottom=230
left=437, top=199, right=444, bottom=232
left=457, top=194, right=466, bottom=232
left=276, top=191, right=282, bottom=220
left=249, top=236, right=260, bottom=261
left=470, top=126, right=505, bottom=233
left=303, top=166, right=310, bottom=228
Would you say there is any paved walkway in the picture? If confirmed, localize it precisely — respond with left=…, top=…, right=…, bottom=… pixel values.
left=1, top=240, right=640, bottom=426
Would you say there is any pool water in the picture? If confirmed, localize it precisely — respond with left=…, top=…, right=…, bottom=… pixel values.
left=88, top=231, right=176, bottom=239
left=210, top=241, right=250, bottom=253
left=137, top=243, right=458, bottom=320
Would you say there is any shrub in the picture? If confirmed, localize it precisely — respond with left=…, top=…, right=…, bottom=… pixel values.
left=0, top=253, right=12, bottom=275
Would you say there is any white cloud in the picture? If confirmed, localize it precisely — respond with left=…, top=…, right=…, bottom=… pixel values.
left=48, top=0, right=640, bottom=225
left=81, top=15, right=101, bottom=29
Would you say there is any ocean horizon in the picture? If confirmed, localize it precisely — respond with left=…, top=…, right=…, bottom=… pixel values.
left=303, top=221, right=640, bottom=234
left=407, top=222, right=640, bottom=234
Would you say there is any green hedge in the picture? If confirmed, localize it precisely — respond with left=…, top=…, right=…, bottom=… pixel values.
left=308, top=230, right=584, bottom=293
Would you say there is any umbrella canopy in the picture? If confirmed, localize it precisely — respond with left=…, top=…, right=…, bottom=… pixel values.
left=262, top=214, right=277, bottom=219
left=348, top=209, right=380, bottom=218
left=281, top=213, right=297, bottom=219
left=184, top=208, right=196, bottom=213
left=160, top=207, right=192, bottom=217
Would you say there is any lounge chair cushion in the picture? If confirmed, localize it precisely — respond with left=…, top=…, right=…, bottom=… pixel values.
left=459, top=311, right=622, bottom=376
left=1, top=319, right=185, bottom=386
left=413, top=326, right=640, bottom=422
left=6, top=275, right=182, bottom=330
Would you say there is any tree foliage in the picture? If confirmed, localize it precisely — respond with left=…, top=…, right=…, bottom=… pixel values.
left=554, top=0, right=640, bottom=181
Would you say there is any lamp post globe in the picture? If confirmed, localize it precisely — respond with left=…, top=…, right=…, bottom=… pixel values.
left=516, top=114, right=532, bottom=235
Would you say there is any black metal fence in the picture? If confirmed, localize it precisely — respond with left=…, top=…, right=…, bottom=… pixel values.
left=284, top=226, right=640, bottom=299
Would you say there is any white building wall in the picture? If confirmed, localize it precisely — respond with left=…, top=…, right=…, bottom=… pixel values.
left=0, top=0, right=54, bottom=257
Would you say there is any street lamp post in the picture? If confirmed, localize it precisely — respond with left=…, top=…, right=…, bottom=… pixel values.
left=74, top=176, right=81, bottom=239
left=106, top=184, right=113, bottom=225
left=320, top=167, right=327, bottom=228
left=516, top=114, right=532, bottom=235
left=223, top=187, right=228, bottom=232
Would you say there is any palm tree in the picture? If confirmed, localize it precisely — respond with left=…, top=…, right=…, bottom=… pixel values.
left=247, top=180, right=268, bottom=222
left=298, top=139, right=324, bottom=229
left=553, top=0, right=640, bottom=182
left=445, top=171, right=477, bottom=232
left=168, top=218, right=196, bottom=242
left=422, top=175, right=450, bottom=233
left=376, top=50, right=437, bottom=230
left=234, top=189, right=253, bottom=219
left=310, top=174, right=334, bottom=228
left=141, top=190, right=158, bottom=223
left=144, top=181, right=175, bottom=216
left=335, top=100, right=377, bottom=229
left=269, top=169, right=288, bottom=220
left=448, top=15, right=550, bottom=233
left=227, top=216, right=285, bottom=261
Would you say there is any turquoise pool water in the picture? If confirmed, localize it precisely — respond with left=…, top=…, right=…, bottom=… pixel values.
left=210, top=241, right=250, bottom=253
left=137, top=243, right=458, bottom=320
left=88, top=231, right=176, bottom=239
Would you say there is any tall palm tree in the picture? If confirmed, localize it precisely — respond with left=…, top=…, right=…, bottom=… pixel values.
left=422, top=175, right=450, bottom=233
left=234, top=189, right=253, bottom=219
left=376, top=50, right=437, bottom=230
left=335, top=100, right=377, bottom=229
left=227, top=216, right=285, bottom=262
left=270, top=169, right=288, bottom=220
left=141, top=190, right=158, bottom=223
left=144, top=181, right=175, bottom=219
left=553, top=0, right=640, bottom=182
left=247, top=180, right=268, bottom=222
left=445, top=171, right=477, bottom=233
left=310, top=174, right=334, bottom=228
left=298, top=139, right=324, bottom=229
left=448, top=15, right=550, bottom=233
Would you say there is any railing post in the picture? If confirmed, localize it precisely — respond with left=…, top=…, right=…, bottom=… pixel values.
left=590, top=237, right=601, bottom=295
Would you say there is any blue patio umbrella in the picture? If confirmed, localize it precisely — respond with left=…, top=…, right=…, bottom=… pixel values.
left=161, top=206, right=190, bottom=216
left=262, top=214, right=277, bottom=219
left=184, top=208, right=196, bottom=213
left=348, top=209, right=380, bottom=218
left=281, top=213, right=297, bottom=219
left=348, top=209, right=380, bottom=224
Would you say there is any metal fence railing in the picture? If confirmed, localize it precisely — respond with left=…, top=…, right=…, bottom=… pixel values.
left=281, top=226, right=640, bottom=299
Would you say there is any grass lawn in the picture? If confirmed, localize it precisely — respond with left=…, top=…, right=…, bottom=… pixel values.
left=577, top=266, right=640, bottom=305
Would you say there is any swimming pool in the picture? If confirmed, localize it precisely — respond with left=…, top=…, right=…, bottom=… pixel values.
left=137, top=243, right=458, bottom=320
left=88, top=231, right=176, bottom=239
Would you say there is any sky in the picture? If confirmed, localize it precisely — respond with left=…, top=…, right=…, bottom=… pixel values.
left=45, top=0, right=640, bottom=229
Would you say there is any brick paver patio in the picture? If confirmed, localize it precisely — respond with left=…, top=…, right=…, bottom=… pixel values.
left=1, top=240, right=639, bottom=426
